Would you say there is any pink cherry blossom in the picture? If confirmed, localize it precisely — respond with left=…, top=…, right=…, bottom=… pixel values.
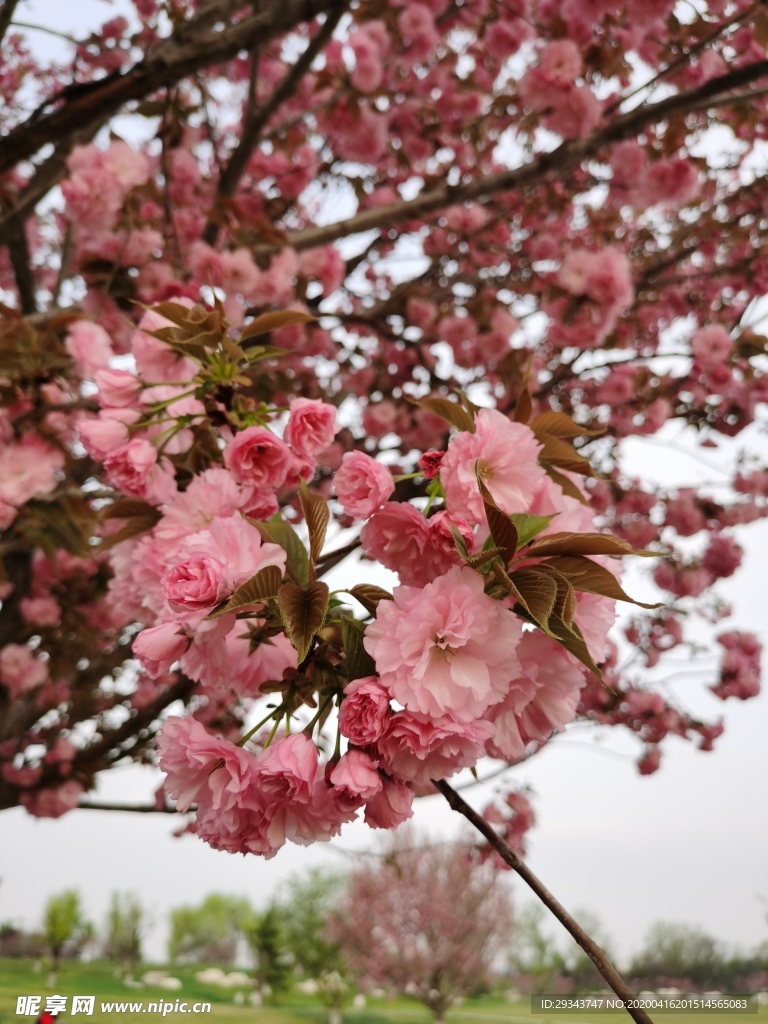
left=0, top=435, right=64, bottom=507
left=334, top=451, right=395, bottom=519
left=20, top=780, right=85, bottom=819
left=223, top=426, right=295, bottom=489
left=364, top=565, right=523, bottom=722
left=65, top=320, right=115, bottom=376
left=103, top=438, right=178, bottom=504
left=133, top=622, right=189, bottom=678
left=329, top=749, right=382, bottom=801
left=164, top=554, right=228, bottom=614
left=339, top=676, right=392, bottom=745
left=284, top=397, right=338, bottom=457
left=363, top=776, right=414, bottom=829
left=440, top=408, right=545, bottom=523
left=0, top=643, right=49, bottom=697
left=376, top=711, right=493, bottom=784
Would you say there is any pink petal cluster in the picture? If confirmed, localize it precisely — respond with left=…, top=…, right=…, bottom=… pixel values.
left=440, top=408, right=545, bottom=523
left=360, top=504, right=473, bottom=585
left=364, top=565, right=523, bottom=722
left=223, top=426, right=296, bottom=489
left=284, top=398, right=338, bottom=457
left=334, top=451, right=395, bottom=519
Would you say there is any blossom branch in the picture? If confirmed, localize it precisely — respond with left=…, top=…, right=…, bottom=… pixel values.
left=434, top=779, right=655, bottom=1024
left=273, top=59, right=768, bottom=254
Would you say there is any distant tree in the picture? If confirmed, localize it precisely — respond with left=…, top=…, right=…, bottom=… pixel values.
left=104, top=893, right=146, bottom=976
left=168, top=894, right=251, bottom=966
left=243, top=906, right=292, bottom=997
left=509, top=904, right=567, bottom=994
left=630, top=922, right=724, bottom=987
left=43, top=890, right=90, bottom=984
left=278, top=869, right=347, bottom=980
left=331, top=834, right=513, bottom=1022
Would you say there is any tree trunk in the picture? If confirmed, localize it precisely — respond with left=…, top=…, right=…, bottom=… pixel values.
left=328, top=1008, right=342, bottom=1024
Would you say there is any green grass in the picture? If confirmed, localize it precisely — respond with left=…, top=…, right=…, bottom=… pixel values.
left=0, top=961, right=764, bottom=1024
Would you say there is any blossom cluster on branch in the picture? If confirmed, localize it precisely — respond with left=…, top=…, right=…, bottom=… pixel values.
left=0, top=0, right=766, bottom=838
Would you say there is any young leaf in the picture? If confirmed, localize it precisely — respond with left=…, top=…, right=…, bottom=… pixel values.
left=299, top=486, right=330, bottom=572
left=544, top=465, right=590, bottom=505
left=347, top=584, right=393, bottom=616
left=341, top=616, right=377, bottom=681
left=530, top=411, right=604, bottom=439
left=239, top=309, right=316, bottom=342
left=512, top=387, right=532, bottom=423
left=508, top=567, right=559, bottom=631
left=545, top=613, right=603, bottom=682
left=450, top=523, right=470, bottom=559
left=206, top=564, right=283, bottom=619
left=476, top=469, right=518, bottom=564
left=508, top=512, right=557, bottom=549
left=540, top=555, right=662, bottom=608
left=277, top=581, right=329, bottom=663
left=417, top=396, right=475, bottom=433
left=252, top=519, right=311, bottom=587
left=537, top=434, right=595, bottom=476
left=527, top=532, right=658, bottom=558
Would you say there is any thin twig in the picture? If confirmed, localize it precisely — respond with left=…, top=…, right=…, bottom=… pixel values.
left=77, top=801, right=181, bottom=813
left=201, top=5, right=348, bottom=246
left=0, top=0, right=21, bottom=47
left=434, top=779, right=655, bottom=1024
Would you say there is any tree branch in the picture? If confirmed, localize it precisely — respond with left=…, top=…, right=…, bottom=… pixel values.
left=0, top=0, right=345, bottom=178
left=3, top=214, right=37, bottom=313
left=434, top=779, right=655, bottom=1024
left=202, top=4, right=347, bottom=246
left=270, top=59, right=768, bottom=254
left=77, top=801, right=181, bottom=813
left=0, top=0, right=21, bottom=47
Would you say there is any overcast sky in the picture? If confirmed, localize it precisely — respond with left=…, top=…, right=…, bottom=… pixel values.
left=1, top=0, right=767, bottom=971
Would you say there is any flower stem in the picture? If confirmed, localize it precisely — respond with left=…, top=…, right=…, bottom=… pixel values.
left=237, top=703, right=285, bottom=747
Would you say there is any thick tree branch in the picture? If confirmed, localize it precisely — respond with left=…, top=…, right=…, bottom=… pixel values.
left=274, top=59, right=768, bottom=254
left=0, top=0, right=345, bottom=179
left=202, top=5, right=347, bottom=246
left=435, top=779, right=655, bottom=1024
left=3, top=215, right=37, bottom=313
left=0, top=0, right=21, bottom=47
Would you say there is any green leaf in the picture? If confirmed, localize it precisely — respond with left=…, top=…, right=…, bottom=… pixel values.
left=341, top=617, right=377, bottom=681
left=277, top=581, right=329, bottom=662
left=299, top=486, right=330, bottom=574
left=527, top=532, right=658, bottom=558
left=239, top=309, right=316, bottom=342
left=416, top=396, right=475, bottom=433
left=346, top=584, right=393, bottom=616
left=243, top=345, right=288, bottom=363
left=207, top=564, right=283, bottom=619
left=540, top=556, right=662, bottom=609
left=252, top=519, right=310, bottom=587
left=509, top=512, right=557, bottom=549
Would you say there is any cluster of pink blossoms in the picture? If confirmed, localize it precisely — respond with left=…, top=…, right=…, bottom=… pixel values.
left=101, top=332, right=619, bottom=855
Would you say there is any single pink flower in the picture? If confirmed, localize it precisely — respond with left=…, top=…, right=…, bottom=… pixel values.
left=0, top=643, right=49, bottom=698
left=164, top=554, right=228, bottom=614
left=439, top=408, right=545, bottom=523
left=364, top=565, right=523, bottom=722
left=94, top=367, right=142, bottom=407
left=284, top=398, right=338, bottom=457
left=334, top=451, right=394, bottom=519
left=339, top=676, right=392, bottom=745
left=0, top=436, right=64, bottom=507
left=376, top=711, right=493, bottom=784
left=103, top=438, right=177, bottom=504
left=330, top=749, right=382, bottom=801
left=363, top=775, right=414, bottom=829
left=223, top=426, right=294, bottom=489
left=20, top=781, right=84, bottom=819
left=360, top=502, right=429, bottom=584
left=65, top=320, right=115, bottom=377
left=133, top=623, right=189, bottom=678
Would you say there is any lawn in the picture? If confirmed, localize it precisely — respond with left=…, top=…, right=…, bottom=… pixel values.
left=0, top=961, right=763, bottom=1024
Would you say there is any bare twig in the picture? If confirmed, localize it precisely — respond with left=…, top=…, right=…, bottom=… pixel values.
left=202, top=5, right=347, bottom=246
left=435, top=779, right=655, bottom=1024
left=77, top=801, right=181, bottom=813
